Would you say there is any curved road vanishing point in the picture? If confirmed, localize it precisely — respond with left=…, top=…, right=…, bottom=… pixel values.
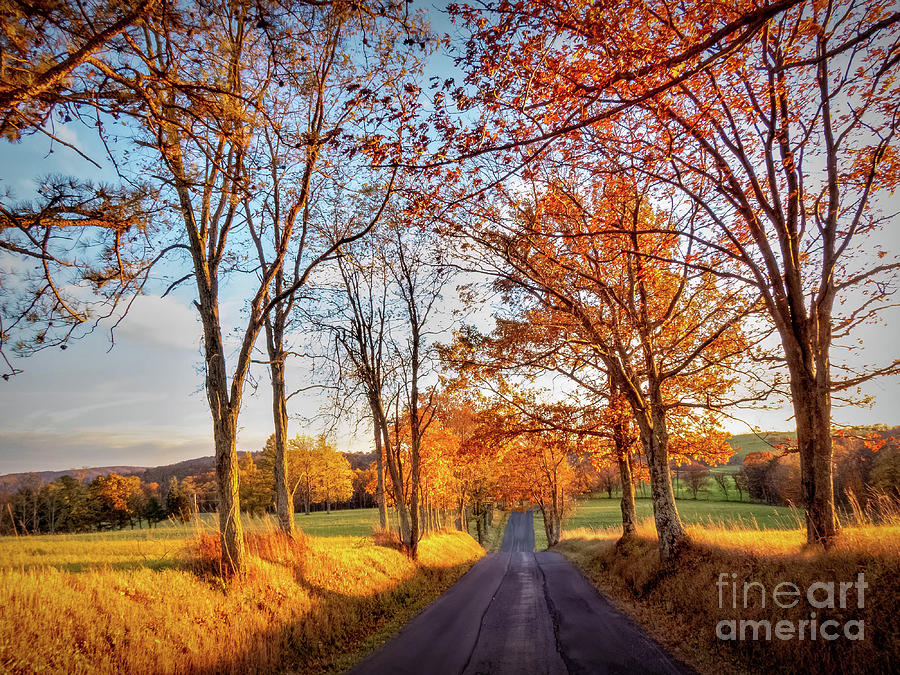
left=351, top=511, right=692, bottom=675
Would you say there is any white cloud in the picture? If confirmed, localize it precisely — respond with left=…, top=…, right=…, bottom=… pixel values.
left=115, top=294, right=201, bottom=350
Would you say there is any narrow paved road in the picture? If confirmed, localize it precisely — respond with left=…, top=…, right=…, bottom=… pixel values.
left=350, top=511, right=691, bottom=675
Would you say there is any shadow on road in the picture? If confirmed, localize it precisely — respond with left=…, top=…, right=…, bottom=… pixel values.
left=352, top=510, right=693, bottom=675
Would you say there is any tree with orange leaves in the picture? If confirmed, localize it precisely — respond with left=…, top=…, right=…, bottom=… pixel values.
left=453, top=171, right=752, bottom=559
left=88, top=473, right=143, bottom=530
left=623, top=0, right=900, bottom=546
left=447, top=0, right=900, bottom=550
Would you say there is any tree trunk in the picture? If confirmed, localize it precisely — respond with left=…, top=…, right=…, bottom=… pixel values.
left=268, top=343, right=294, bottom=536
left=408, top=409, right=422, bottom=558
left=213, top=409, right=246, bottom=574
left=475, top=505, right=483, bottom=545
left=370, top=400, right=387, bottom=529
left=617, top=449, right=637, bottom=541
left=409, top=474, right=420, bottom=556
left=374, top=400, right=412, bottom=548
left=542, top=504, right=561, bottom=547
left=791, top=368, right=839, bottom=545
left=642, top=415, right=686, bottom=561
left=454, top=497, right=465, bottom=531
left=194, top=278, right=248, bottom=574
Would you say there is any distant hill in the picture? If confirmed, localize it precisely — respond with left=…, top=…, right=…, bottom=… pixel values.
left=0, top=456, right=223, bottom=494
left=726, top=431, right=797, bottom=465
left=0, top=449, right=374, bottom=494
left=140, top=456, right=218, bottom=487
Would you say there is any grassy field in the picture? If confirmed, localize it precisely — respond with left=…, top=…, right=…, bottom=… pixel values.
left=726, top=431, right=796, bottom=464
left=292, top=508, right=381, bottom=537
left=0, top=513, right=482, bottom=674
left=566, top=497, right=801, bottom=532
left=526, top=497, right=801, bottom=551
left=556, top=519, right=900, bottom=675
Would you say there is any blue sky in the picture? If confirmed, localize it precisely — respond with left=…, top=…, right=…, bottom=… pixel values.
left=0, top=4, right=898, bottom=475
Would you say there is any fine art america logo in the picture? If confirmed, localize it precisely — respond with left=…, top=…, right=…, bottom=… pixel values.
left=715, top=573, right=867, bottom=641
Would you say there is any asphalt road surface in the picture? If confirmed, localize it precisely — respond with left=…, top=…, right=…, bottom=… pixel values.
left=350, top=511, right=692, bottom=675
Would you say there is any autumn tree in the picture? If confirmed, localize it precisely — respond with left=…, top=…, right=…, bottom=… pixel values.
left=447, top=0, right=900, bottom=548
left=473, top=402, right=581, bottom=548
left=291, top=435, right=326, bottom=516
left=435, top=0, right=807, bottom=175
left=317, top=442, right=354, bottom=513
left=0, top=0, right=160, bottom=139
left=165, top=477, right=192, bottom=523
left=0, top=174, right=162, bottom=379
left=305, top=218, right=395, bottom=529
left=259, top=433, right=317, bottom=516
left=714, top=472, right=732, bottom=500
left=601, top=381, right=641, bottom=538
left=434, top=390, right=499, bottom=536
left=311, top=215, right=448, bottom=556
left=443, top=311, right=646, bottom=543
left=180, top=472, right=218, bottom=512
left=58, top=0, right=425, bottom=573
left=49, top=475, right=94, bottom=532
left=352, top=466, right=376, bottom=508
left=450, top=171, right=745, bottom=559
left=8, top=473, right=43, bottom=533
left=617, top=0, right=900, bottom=544
left=246, top=3, right=426, bottom=538
left=683, top=464, right=711, bottom=500
left=732, top=469, right=748, bottom=502
left=144, top=495, right=167, bottom=528
left=387, top=226, right=447, bottom=556
left=512, top=432, right=578, bottom=547
left=0, top=1, right=174, bottom=378
left=238, top=452, right=273, bottom=516
left=261, top=433, right=350, bottom=515
left=89, top=473, right=142, bottom=529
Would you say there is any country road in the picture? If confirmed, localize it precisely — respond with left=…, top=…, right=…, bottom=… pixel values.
left=350, top=511, right=691, bottom=675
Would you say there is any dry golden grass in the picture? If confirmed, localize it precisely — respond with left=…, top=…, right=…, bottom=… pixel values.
left=556, top=519, right=900, bottom=675
left=0, top=522, right=483, bottom=674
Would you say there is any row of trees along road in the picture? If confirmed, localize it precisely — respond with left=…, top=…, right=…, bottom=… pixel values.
left=433, top=0, right=900, bottom=559
left=2, top=0, right=899, bottom=569
left=1, top=1, right=431, bottom=573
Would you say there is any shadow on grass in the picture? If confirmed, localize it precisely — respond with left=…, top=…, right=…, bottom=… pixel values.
left=556, top=529, right=900, bottom=675
left=185, top=530, right=479, bottom=674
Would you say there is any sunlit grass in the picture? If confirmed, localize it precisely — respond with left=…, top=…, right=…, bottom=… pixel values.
left=556, top=518, right=900, bottom=675
left=533, top=509, right=548, bottom=551
left=292, top=508, right=381, bottom=538
left=0, top=517, right=483, bottom=674
left=565, top=496, right=801, bottom=531
left=188, top=508, right=383, bottom=538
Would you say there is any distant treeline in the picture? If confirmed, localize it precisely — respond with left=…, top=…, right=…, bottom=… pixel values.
left=578, top=427, right=900, bottom=511
left=739, top=427, right=900, bottom=509
left=0, top=446, right=378, bottom=536
left=1, top=473, right=179, bottom=535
